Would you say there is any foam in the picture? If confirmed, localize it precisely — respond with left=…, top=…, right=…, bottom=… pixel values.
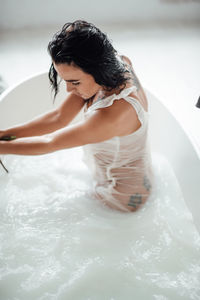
left=0, top=148, right=199, bottom=300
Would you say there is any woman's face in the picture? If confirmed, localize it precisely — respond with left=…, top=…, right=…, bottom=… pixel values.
left=53, top=62, right=102, bottom=100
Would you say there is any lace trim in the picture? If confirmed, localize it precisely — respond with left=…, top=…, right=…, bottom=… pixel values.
left=85, top=86, right=138, bottom=113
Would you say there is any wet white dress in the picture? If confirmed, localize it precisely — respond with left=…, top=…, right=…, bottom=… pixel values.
left=82, top=84, right=153, bottom=212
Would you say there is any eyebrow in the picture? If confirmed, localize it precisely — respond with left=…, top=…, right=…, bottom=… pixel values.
left=64, top=79, right=80, bottom=82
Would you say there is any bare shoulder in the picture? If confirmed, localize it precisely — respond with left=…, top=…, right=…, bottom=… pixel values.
left=120, top=54, right=133, bottom=66
left=120, top=54, right=142, bottom=91
left=120, top=54, right=149, bottom=113
left=94, top=97, right=141, bottom=137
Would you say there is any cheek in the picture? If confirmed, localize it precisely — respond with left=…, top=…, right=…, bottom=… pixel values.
left=76, top=84, right=89, bottom=96
left=83, top=81, right=100, bottom=96
left=77, top=75, right=101, bottom=98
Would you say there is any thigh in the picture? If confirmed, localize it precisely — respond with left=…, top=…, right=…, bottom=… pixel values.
left=111, top=180, right=150, bottom=212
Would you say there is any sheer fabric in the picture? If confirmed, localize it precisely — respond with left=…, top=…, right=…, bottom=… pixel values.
left=82, top=84, right=153, bottom=212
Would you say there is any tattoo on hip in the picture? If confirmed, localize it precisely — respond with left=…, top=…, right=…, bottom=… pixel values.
left=128, top=193, right=142, bottom=209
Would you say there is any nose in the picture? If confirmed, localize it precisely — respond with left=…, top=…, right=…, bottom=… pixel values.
left=66, top=82, right=75, bottom=93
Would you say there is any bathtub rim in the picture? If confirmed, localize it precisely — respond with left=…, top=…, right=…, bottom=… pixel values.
left=0, top=70, right=50, bottom=104
left=145, top=89, right=200, bottom=161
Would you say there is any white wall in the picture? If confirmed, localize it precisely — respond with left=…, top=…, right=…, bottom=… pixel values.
left=0, top=0, right=199, bottom=30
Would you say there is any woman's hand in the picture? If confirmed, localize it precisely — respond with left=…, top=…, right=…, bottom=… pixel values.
left=0, top=130, right=5, bottom=139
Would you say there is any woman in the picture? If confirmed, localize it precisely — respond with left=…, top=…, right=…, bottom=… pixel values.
left=0, top=20, right=153, bottom=212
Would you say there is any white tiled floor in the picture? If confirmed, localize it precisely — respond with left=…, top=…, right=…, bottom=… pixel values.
left=0, top=24, right=199, bottom=152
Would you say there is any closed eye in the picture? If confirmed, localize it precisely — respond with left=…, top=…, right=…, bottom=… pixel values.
left=64, top=80, right=80, bottom=86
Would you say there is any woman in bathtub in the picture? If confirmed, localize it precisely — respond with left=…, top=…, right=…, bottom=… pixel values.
left=0, top=20, right=153, bottom=212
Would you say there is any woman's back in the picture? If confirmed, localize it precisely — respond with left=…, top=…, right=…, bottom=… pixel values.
left=82, top=56, right=153, bottom=212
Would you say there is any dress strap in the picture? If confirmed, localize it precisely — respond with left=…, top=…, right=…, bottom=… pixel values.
left=86, top=85, right=138, bottom=113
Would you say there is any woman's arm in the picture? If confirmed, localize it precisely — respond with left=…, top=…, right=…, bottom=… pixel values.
left=0, top=109, right=62, bottom=140
left=0, top=93, right=85, bottom=139
left=0, top=97, right=140, bottom=156
left=0, top=135, right=51, bottom=156
left=0, top=106, right=121, bottom=156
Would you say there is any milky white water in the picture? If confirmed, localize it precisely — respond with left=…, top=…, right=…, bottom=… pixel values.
left=0, top=148, right=200, bottom=300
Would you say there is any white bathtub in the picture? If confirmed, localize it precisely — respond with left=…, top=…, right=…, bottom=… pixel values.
left=0, top=71, right=200, bottom=233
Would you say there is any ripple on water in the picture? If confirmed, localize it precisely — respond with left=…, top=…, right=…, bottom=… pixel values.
left=0, top=149, right=200, bottom=300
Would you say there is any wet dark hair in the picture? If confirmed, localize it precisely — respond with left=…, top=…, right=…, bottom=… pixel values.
left=47, top=20, right=130, bottom=100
